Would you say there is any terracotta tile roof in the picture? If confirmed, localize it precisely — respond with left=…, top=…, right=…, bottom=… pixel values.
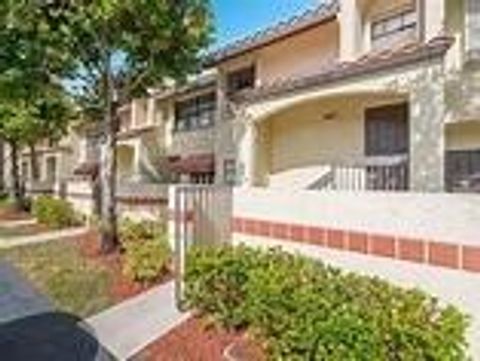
left=205, top=0, right=339, bottom=66
left=73, top=161, right=99, bottom=176
left=168, top=153, right=215, bottom=174
left=234, top=36, right=455, bottom=104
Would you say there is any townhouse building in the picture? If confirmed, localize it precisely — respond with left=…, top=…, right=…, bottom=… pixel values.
left=2, top=0, right=479, bottom=197
left=212, top=0, right=480, bottom=193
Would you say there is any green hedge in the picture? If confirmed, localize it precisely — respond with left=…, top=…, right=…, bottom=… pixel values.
left=119, top=219, right=170, bottom=284
left=32, top=196, right=79, bottom=229
left=185, top=245, right=470, bottom=360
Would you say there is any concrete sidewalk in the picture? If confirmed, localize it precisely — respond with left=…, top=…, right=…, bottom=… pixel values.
left=0, top=219, right=36, bottom=229
left=86, top=281, right=189, bottom=360
left=0, top=227, right=89, bottom=249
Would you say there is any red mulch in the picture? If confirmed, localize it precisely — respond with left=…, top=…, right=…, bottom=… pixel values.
left=134, top=316, right=266, bottom=361
left=0, top=206, right=30, bottom=221
left=75, top=230, right=171, bottom=302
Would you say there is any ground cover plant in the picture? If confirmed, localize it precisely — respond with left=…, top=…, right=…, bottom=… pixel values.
left=185, top=245, right=470, bottom=361
left=119, top=219, right=171, bottom=284
left=31, top=196, right=80, bottom=229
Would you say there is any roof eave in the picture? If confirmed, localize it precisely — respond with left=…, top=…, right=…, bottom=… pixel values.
left=204, top=10, right=338, bottom=67
left=235, top=36, right=454, bottom=104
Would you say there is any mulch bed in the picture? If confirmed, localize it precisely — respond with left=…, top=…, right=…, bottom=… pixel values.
left=75, top=230, right=172, bottom=302
left=134, top=316, right=266, bottom=361
left=0, top=206, right=31, bottom=222
left=0, top=223, right=48, bottom=238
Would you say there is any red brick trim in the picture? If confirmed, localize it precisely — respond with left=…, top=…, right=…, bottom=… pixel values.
left=347, top=232, right=369, bottom=254
left=462, top=246, right=480, bottom=273
left=232, top=217, right=480, bottom=274
left=428, top=242, right=460, bottom=269
left=398, top=238, right=425, bottom=264
left=326, top=229, right=345, bottom=250
left=301, top=226, right=322, bottom=245
left=371, top=235, right=396, bottom=259
left=67, top=192, right=167, bottom=206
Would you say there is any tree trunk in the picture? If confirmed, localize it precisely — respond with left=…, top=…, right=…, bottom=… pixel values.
left=99, top=51, right=120, bottom=254
left=29, top=143, right=40, bottom=182
left=99, top=102, right=119, bottom=253
left=92, top=173, right=102, bottom=218
left=9, top=141, right=24, bottom=210
left=0, top=139, right=4, bottom=193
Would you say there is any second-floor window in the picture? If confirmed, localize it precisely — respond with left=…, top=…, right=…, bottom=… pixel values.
left=371, top=9, right=417, bottom=50
left=227, top=65, right=255, bottom=95
left=467, top=0, right=480, bottom=55
left=175, top=92, right=216, bottom=131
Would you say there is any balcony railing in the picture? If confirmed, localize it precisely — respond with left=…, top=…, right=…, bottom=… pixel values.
left=309, top=156, right=409, bottom=192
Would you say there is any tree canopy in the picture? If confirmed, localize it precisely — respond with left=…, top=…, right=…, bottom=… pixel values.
left=35, top=0, right=214, bottom=251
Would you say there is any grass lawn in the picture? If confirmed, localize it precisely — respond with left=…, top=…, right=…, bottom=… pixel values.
left=0, top=238, right=114, bottom=318
left=0, top=225, right=42, bottom=239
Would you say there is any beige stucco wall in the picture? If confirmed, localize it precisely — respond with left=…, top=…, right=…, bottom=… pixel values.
left=217, top=20, right=339, bottom=88
left=117, top=144, right=135, bottom=180
left=262, top=95, right=406, bottom=187
left=257, top=21, right=339, bottom=85
left=446, top=121, right=480, bottom=150
left=168, top=128, right=215, bottom=157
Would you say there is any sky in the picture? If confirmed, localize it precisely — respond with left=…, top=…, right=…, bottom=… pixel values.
left=212, top=0, right=318, bottom=49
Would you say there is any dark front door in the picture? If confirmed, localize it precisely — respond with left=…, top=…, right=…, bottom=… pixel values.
left=365, top=103, right=409, bottom=190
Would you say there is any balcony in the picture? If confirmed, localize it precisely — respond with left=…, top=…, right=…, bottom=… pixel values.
left=309, top=156, right=409, bottom=192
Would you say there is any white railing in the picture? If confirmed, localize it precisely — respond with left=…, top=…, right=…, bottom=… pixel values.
left=308, top=156, right=409, bottom=192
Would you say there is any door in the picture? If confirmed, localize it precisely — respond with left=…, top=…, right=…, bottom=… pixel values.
left=46, top=156, right=57, bottom=183
left=365, top=103, right=409, bottom=190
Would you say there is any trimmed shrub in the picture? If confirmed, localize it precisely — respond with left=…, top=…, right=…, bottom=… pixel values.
left=32, top=196, right=79, bottom=229
left=185, top=245, right=470, bottom=360
left=120, top=219, right=170, bottom=284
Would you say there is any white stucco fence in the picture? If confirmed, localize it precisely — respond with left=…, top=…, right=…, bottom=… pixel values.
left=232, top=188, right=480, bottom=358
left=65, top=180, right=168, bottom=222
left=233, top=188, right=480, bottom=246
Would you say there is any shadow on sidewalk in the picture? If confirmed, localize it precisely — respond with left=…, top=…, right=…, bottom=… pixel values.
left=0, top=312, right=116, bottom=361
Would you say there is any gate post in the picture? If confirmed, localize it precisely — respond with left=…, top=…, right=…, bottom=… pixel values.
left=169, top=185, right=190, bottom=309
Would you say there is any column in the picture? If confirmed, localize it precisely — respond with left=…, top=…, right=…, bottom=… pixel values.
left=146, top=97, right=156, bottom=126
left=240, top=119, right=258, bottom=188
left=214, top=69, right=230, bottom=185
left=339, top=0, right=362, bottom=61
left=131, top=100, right=138, bottom=128
left=409, top=64, right=446, bottom=192
left=131, top=141, right=143, bottom=182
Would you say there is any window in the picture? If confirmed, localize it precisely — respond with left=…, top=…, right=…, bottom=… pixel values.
left=445, top=149, right=480, bottom=192
left=371, top=9, right=417, bottom=50
left=223, top=159, right=236, bottom=185
left=227, top=65, right=255, bottom=95
left=174, top=92, right=216, bottom=131
left=48, top=139, right=58, bottom=148
left=467, top=0, right=480, bottom=55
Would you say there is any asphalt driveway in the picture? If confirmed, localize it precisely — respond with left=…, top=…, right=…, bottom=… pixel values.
left=0, top=261, right=51, bottom=323
left=0, top=260, right=115, bottom=361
